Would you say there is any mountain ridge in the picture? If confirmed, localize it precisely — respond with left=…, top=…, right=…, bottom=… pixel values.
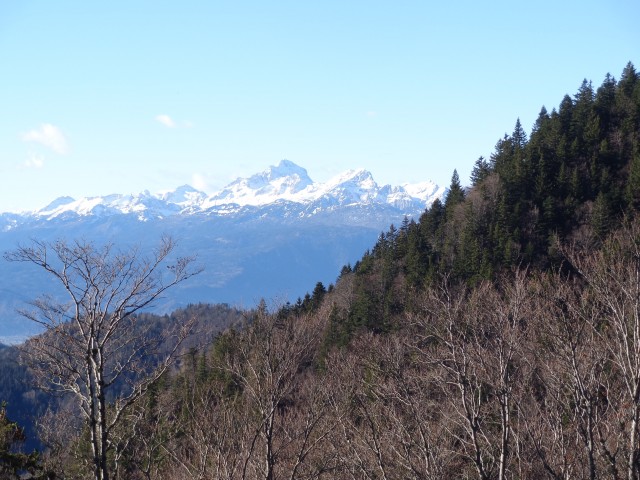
left=1, top=160, right=445, bottom=224
left=0, top=160, right=445, bottom=342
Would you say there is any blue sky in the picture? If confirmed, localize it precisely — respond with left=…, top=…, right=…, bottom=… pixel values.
left=0, top=1, right=638, bottom=212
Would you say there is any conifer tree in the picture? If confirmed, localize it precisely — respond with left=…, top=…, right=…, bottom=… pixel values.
left=626, top=150, right=640, bottom=210
left=558, top=94, right=574, bottom=135
left=405, top=220, right=428, bottom=287
left=512, top=118, right=527, bottom=150
left=420, top=198, right=445, bottom=240
left=618, top=61, right=638, bottom=97
left=489, top=134, right=512, bottom=173
left=531, top=106, right=550, bottom=134
left=445, top=170, right=465, bottom=219
left=0, top=403, right=41, bottom=478
left=470, top=156, right=490, bottom=186
left=512, top=118, right=531, bottom=192
left=309, top=281, right=327, bottom=311
left=591, top=191, right=612, bottom=239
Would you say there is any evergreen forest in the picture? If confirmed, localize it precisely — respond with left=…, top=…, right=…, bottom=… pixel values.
left=2, top=62, right=640, bottom=479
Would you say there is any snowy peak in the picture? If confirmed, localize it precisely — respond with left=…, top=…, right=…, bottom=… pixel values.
left=319, top=169, right=380, bottom=205
left=209, top=160, right=313, bottom=206
left=41, top=196, right=75, bottom=212
left=325, top=168, right=376, bottom=190
left=160, top=185, right=207, bottom=207
left=36, top=193, right=150, bottom=219
left=402, top=181, right=446, bottom=203
left=16, top=160, right=445, bottom=221
left=315, top=169, right=446, bottom=209
left=207, top=163, right=390, bottom=208
left=266, top=159, right=312, bottom=184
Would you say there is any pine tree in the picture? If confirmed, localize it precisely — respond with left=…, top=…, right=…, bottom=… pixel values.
left=445, top=169, right=465, bottom=219
left=419, top=199, right=445, bottom=271
left=512, top=117, right=528, bottom=150
left=531, top=106, right=550, bottom=134
left=595, top=73, right=616, bottom=123
left=0, top=403, right=41, bottom=478
left=489, top=134, right=512, bottom=174
left=626, top=150, right=640, bottom=210
left=570, top=79, right=595, bottom=158
left=309, top=281, right=327, bottom=311
left=339, top=264, right=352, bottom=277
left=591, top=191, right=612, bottom=239
left=618, top=61, right=638, bottom=97
left=558, top=94, right=574, bottom=135
left=512, top=118, right=531, bottom=191
left=420, top=198, right=445, bottom=239
left=615, top=62, right=640, bottom=160
left=405, top=220, right=429, bottom=288
left=349, top=285, right=380, bottom=332
left=320, top=305, right=350, bottom=354
left=470, top=156, right=490, bottom=186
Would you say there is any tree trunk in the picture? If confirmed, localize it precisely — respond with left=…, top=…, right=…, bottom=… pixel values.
left=265, top=409, right=275, bottom=480
left=499, top=391, right=509, bottom=480
left=628, top=405, right=639, bottom=480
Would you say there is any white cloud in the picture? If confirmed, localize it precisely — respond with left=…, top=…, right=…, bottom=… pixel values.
left=366, top=111, right=378, bottom=118
left=155, top=114, right=176, bottom=128
left=191, top=173, right=210, bottom=191
left=155, top=114, right=194, bottom=128
left=24, top=153, right=44, bottom=169
left=22, top=123, right=68, bottom=154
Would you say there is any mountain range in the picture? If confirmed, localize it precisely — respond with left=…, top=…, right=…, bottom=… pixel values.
left=0, top=160, right=445, bottom=343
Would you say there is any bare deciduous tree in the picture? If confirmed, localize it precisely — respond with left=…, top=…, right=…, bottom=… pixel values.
left=5, top=236, right=200, bottom=480
left=221, top=308, right=324, bottom=480
left=564, top=221, right=640, bottom=480
left=530, top=272, right=617, bottom=480
left=414, top=272, right=530, bottom=480
left=328, top=331, right=451, bottom=480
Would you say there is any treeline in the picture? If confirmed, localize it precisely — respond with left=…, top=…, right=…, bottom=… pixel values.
left=325, top=61, right=640, bottom=344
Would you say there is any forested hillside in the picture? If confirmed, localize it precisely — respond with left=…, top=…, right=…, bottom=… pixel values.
left=2, top=62, right=640, bottom=479
left=315, top=61, right=640, bottom=347
left=0, top=303, right=247, bottom=478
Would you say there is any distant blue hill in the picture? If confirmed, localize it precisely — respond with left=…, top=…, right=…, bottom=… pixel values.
left=0, top=161, right=444, bottom=341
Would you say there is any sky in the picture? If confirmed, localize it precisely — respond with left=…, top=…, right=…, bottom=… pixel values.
left=0, top=1, right=638, bottom=213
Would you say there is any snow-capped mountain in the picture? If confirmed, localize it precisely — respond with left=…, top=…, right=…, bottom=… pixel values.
left=206, top=159, right=314, bottom=206
left=0, top=160, right=446, bottom=342
left=10, top=159, right=444, bottom=223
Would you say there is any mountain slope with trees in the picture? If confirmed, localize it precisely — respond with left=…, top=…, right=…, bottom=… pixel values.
left=3, top=62, right=640, bottom=479
left=326, top=61, right=640, bottom=346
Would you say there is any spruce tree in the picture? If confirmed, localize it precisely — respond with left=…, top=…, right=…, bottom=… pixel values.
left=591, top=191, right=612, bottom=239
left=512, top=118, right=527, bottom=150
left=445, top=169, right=465, bottom=219
left=618, top=61, right=638, bottom=97
left=558, top=94, right=574, bottom=135
left=595, top=72, right=616, bottom=132
left=531, top=106, right=550, bottom=134
left=470, top=156, right=490, bottom=186
left=309, top=282, right=327, bottom=311
left=626, top=150, right=640, bottom=210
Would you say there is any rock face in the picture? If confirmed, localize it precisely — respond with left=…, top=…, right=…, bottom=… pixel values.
left=0, top=160, right=446, bottom=342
